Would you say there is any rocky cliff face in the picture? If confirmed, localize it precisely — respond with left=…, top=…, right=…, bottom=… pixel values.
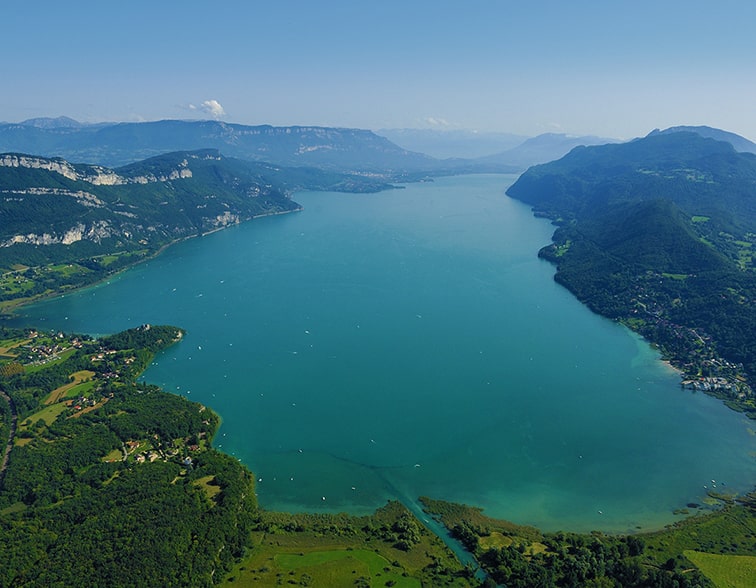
left=2, top=221, right=114, bottom=247
left=0, top=154, right=195, bottom=185
left=0, top=187, right=105, bottom=207
left=0, top=154, right=124, bottom=185
left=0, top=150, right=298, bottom=256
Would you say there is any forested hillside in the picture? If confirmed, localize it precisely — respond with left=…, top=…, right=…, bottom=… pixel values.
left=507, top=132, right=756, bottom=409
left=0, top=325, right=256, bottom=586
left=0, top=149, right=393, bottom=313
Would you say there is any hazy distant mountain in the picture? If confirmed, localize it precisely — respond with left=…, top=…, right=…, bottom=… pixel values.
left=376, top=129, right=619, bottom=172
left=0, top=119, right=440, bottom=172
left=376, top=128, right=527, bottom=159
left=19, top=116, right=92, bottom=129
left=647, top=125, right=756, bottom=154
left=0, top=118, right=616, bottom=176
left=475, top=133, right=619, bottom=168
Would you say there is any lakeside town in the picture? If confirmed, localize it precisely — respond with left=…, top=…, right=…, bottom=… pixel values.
left=624, top=277, right=754, bottom=412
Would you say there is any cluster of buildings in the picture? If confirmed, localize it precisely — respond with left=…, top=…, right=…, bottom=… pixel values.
left=681, top=374, right=752, bottom=400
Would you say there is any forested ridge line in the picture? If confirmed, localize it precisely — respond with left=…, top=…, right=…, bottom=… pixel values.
left=508, top=131, right=756, bottom=417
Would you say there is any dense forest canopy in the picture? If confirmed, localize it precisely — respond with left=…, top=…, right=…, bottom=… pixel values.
left=508, top=131, right=756, bottom=407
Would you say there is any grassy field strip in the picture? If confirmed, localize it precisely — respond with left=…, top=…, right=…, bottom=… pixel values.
left=275, top=549, right=420, bottom=588
left=684, top=550, right=756, bottom=588
left=192, top=475, right=222, bottom=502
left=45, top=370, right=96, bottom=404
left=0, top=338, right=31, bottom=356
left=17, top=403, right=68, bottom=434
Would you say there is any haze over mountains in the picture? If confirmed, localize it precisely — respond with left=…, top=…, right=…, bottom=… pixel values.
left=0, top=117, right=623, bottom=174
left=9, top=117, right=753, bottom=180
left=0, top=119, right=436, bottom=172
left=472, top=132, right=619, bottom=169
left=376, top=128, right=528, bottom=159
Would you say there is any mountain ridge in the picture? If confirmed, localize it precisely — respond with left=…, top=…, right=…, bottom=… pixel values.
left=648, top=125, right=756, bottom=153
left=507, top=131, right=756, bottom=405
left=0, top=118, right=440, bottom=172
left=0, top=149, right=297, bottom=250
left=0, top=148, right=397, bottom=307
left=475, top=132, right=619, bottom=168
left=0, top=118, right=624, bottom=174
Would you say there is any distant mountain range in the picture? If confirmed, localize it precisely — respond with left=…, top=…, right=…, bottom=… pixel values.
left=474, top=132, right=619, bottom=168
left=4, top=117, right=756, bottom=178
left=0, top=119, right=439, bottom=172
left=14, top=115, right=95, bottom=129
left=376, top=128, right=528, bottom=159
left=377, top=128, right=619, bottom=168
left=507, top=130, right=756, bottom=397
left=0, top=118, right=627, bottom=174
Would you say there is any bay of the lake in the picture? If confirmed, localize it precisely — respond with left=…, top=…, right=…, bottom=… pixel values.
left=10, top=174, right=756, bottom=532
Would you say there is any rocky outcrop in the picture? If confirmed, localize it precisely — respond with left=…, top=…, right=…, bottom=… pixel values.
left=0, top=187, right=105, bottom=206
left=3, top=220, right=114, bottom=246
left=128, top=167, right=193, bottom=184
left=0, top=149, right=301, bottom=256
left=0, top=154, right=192, bottom=185
left=0, top=154, right=123, bottom=185
left=209, top=211, right=241, bottom=229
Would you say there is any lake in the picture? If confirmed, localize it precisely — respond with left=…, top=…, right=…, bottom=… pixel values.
left=10, top=174, right=756, bottom=532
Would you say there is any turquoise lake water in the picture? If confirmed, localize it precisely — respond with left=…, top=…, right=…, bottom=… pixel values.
left=10, top=174, right=756, bottom=532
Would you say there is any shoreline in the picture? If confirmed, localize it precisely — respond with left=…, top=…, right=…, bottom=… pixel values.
left=0, top=205, right=303, bottom=319
left=660, top=358, right=684, bottom=376
left=2, top=191, right=751, bottom=540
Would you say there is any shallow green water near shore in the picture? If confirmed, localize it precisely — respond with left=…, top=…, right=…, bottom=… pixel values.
left=11, top=174, right=756, bottom=532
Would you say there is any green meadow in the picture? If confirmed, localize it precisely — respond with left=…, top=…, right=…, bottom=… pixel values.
left=684, top=551, right=756, bottom=588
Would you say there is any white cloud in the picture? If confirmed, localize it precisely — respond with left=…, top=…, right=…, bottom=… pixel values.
left=422, top=117, right=452, bottom=128
left=187, top=99, right=226, bottom=119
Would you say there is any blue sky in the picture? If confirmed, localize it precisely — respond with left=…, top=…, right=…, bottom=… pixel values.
left=3, top=1, right=755, bottom=140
